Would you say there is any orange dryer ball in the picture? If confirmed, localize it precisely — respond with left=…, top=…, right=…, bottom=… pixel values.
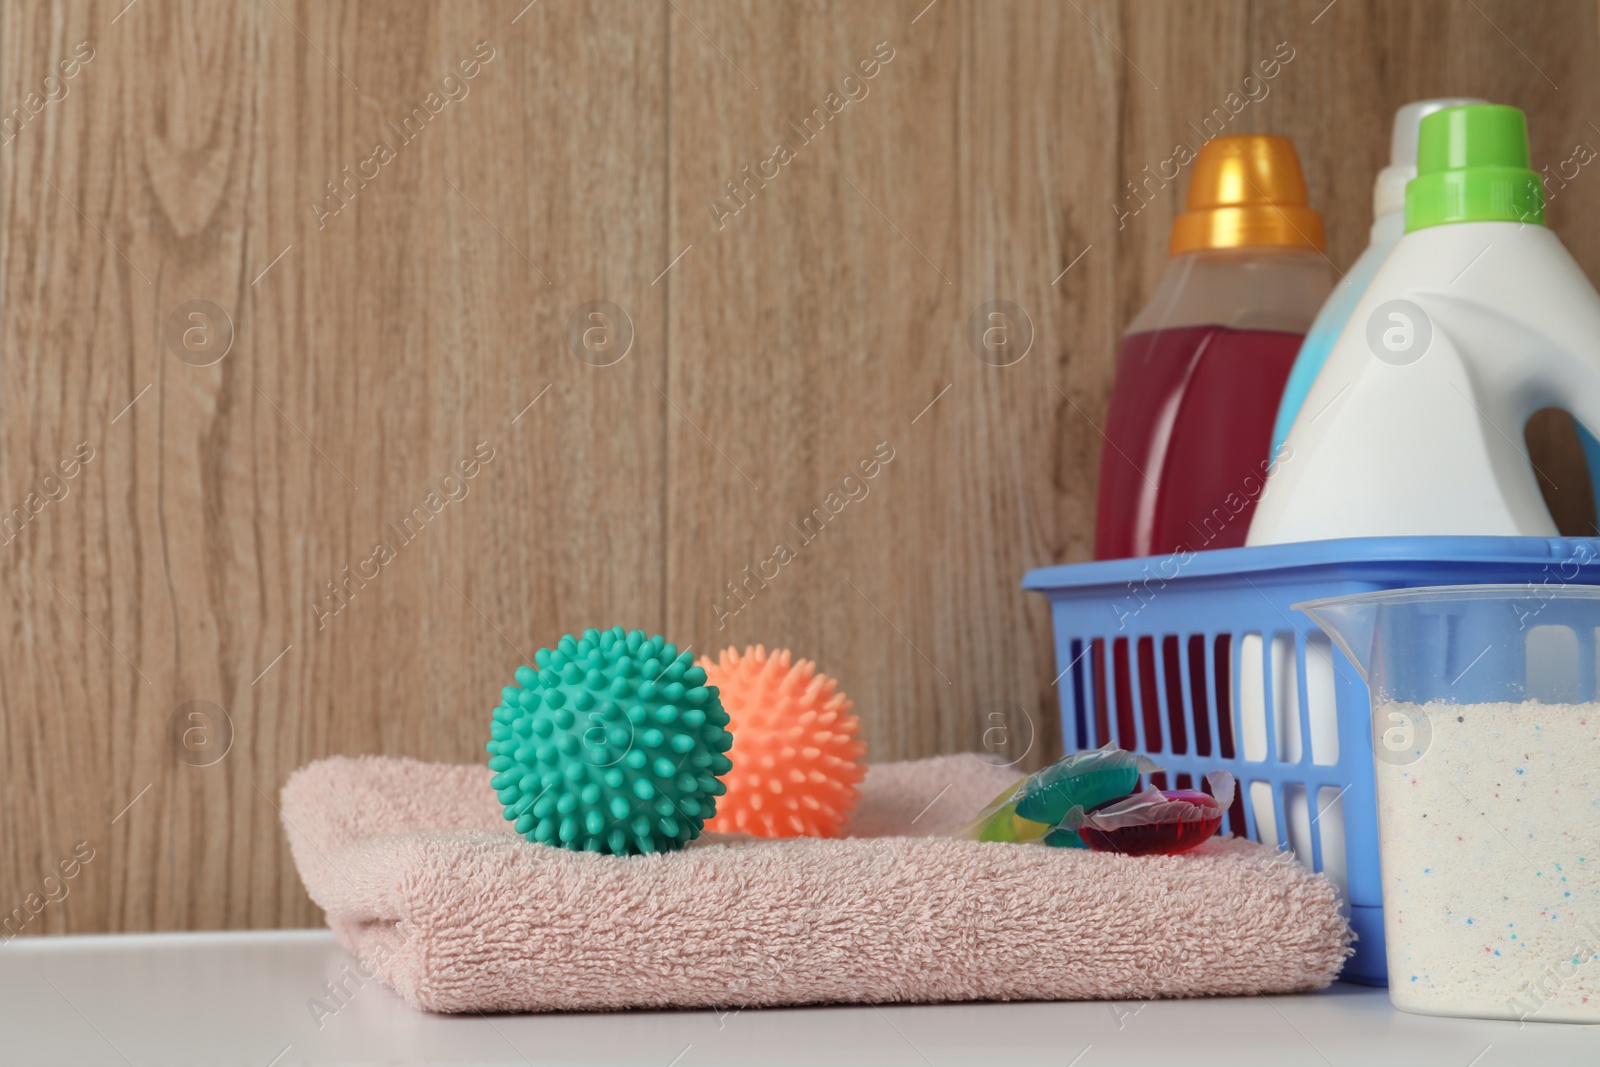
left=698, top=646, right=866, bottom=838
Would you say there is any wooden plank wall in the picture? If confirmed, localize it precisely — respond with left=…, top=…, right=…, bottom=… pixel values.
left=1, top=0, right=1596, bottom=932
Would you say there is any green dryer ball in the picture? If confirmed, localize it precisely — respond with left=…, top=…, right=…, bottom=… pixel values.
left=486, top=627, right=733, bottom=856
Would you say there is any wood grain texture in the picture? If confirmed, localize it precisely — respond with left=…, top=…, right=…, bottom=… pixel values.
left=0, top=0, right=1596, bottom=933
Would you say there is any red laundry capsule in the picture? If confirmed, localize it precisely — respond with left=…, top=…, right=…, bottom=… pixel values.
left=1068, top=772, right=1236, bottom=856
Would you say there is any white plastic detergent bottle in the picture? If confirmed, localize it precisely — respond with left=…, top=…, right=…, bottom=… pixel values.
left=1248, top=104, right=1600, bottom=545
left=1267, top=98, right=1483, bottom=459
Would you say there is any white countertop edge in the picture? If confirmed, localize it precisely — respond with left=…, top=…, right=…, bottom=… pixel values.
left=3, top=927, right=337, bottom=952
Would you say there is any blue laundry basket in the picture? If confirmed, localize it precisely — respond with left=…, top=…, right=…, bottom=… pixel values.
left=1023, top=536, right=1600, bottom=986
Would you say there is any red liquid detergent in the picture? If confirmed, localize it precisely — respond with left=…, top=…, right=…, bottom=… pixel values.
left=1094, top=325, right=1303, bottom=560
left=1075, top=799, right=1224, bottom=856
left=1073, top=778, right=1234, bottom=856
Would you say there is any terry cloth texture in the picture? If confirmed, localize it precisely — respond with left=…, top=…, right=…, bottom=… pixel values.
left=281, top=753, right=1352, bottom=1013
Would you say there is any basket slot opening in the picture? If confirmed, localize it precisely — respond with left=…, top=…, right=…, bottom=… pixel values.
left=1283, top=783, right=1314, bottom=868
left=1136, top=636, right=1164, bottom=754
left=1212, top=635, right=1236, bottom=759
left=1249, top=780, right=1279, bottom=849
left=1068, top=638, right=1090, bottom=750
left=1306, top=633, right=1340, bottom=766
left=1187, top=634, right=1212, bottom=758
left=1161, top=636, right=1188, bottom=755
left=1112, top=637, right=1136, bottom=749
left=1090, top=638, right=1110, bottom=749
left=1225, top=777, right=1249, bottom=838
left=1527, top=624, right=1580, bottom=704
left=1239, top=633, right=1271, bottom=763
left=1273, top=632, right=1303, bottom=763
left=1590, top=626, right=1600, bottom=701
left=1316, top=784, right=1350, bottom=906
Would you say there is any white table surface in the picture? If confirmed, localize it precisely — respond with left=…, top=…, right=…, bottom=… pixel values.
left=0, top=929, right=1594, bottom=1066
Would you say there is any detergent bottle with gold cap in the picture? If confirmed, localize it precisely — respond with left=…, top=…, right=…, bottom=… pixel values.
left=1095, top=134, right=1330, bottom=559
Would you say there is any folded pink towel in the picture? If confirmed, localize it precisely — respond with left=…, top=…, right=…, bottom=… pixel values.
left=281, top=754, right=1351, bottom=1013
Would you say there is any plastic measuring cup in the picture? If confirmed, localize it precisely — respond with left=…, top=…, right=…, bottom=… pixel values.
left=1297, top=584, right=1600, bottom=1022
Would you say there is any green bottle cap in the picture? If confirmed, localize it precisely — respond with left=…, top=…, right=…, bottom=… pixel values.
left=1405, top=104, right=1543, bottom=231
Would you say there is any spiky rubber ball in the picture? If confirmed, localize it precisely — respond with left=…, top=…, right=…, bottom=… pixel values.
left=697, top=645, right=866, bottom=838
left=486, top=627, right=732, bottom=856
